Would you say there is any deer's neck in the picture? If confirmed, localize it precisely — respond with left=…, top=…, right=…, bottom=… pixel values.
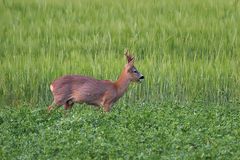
left=114, top=70, right=131, bottom=97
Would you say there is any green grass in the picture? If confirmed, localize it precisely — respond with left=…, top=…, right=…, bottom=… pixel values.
left=1, top=103, right=240, bottom=159
left=0, top=0, right=240, bottom=159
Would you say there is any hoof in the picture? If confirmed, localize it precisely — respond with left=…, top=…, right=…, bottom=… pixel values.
left=48, top=106, right=53, bottom=112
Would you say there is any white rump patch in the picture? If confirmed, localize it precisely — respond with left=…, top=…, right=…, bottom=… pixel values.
left=50, top=84, right=54, bottom=92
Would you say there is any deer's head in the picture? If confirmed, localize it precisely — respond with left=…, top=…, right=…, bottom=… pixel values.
left=124, top=50, right=144, bottom=82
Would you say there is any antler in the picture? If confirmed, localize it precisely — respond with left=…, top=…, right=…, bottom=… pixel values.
left=124, top=49, right=134, bottom=63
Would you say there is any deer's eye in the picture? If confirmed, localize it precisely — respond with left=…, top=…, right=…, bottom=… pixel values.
left=129, top=67, right=137, bottom=73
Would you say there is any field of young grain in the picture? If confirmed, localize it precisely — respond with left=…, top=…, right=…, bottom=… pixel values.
left=0, top=0, right=240, bottom=159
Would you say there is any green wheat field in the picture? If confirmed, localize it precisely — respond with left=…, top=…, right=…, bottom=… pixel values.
left=0, top=0, right=240, bottom=159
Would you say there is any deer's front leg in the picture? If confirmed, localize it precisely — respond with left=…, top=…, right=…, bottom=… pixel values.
left=101, top=91, right=115, bottom=112
left=102, top=101, right=113, bottom=112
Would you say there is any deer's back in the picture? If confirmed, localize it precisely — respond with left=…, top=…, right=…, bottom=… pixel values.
left=50, top=75, right=114, bottom=105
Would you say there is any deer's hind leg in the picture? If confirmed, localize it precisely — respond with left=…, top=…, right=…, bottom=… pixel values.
left=64, top=99, right=74, bottom=110
left=48, top=98, right=65, bottom=112
left=48, top=101, right=61, bottom=112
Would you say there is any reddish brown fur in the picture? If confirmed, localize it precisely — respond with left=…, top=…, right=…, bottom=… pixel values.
left=48, top=50, right=144, bottom=112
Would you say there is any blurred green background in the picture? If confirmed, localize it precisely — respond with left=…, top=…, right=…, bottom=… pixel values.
left=0, top=0, right=239, bottom=106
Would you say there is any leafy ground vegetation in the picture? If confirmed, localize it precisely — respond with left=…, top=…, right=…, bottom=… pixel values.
left=0, top=0, right=240, bottom=159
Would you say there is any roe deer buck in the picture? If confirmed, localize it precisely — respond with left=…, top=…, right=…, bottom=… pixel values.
left=48, top=50, right=144, bottom=112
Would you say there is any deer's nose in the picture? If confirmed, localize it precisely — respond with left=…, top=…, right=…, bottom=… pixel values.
left=139, top=75, right=144, bottom=80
